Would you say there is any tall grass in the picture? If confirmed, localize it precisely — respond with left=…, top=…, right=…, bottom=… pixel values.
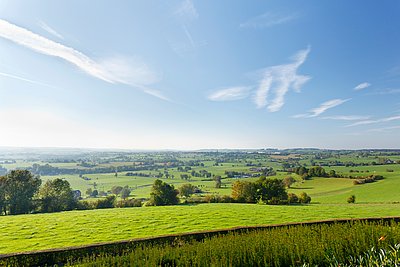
left=68, top=220, right=400, bottom=267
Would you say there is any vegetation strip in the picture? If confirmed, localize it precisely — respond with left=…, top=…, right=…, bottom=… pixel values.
left=1, top=216, right=399, bottom=266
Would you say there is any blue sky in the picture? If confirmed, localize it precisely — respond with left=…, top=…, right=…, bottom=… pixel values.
left=0, top=0, right=399, bottom=149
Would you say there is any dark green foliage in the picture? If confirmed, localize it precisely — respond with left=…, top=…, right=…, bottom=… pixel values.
left=214, top=175, right=222, bottom=188
left=91, top=196, right=116, bottom=209
left=38, top=178, right=76, bottom=213
left=178, top=183, right=197, bottom=198
left=111, top=186, right=123, bottom=196
left=231, top=177, right=287, bottom=204
left=231, top=180, right=257, bottom=203
left=0, top=170, right=41, bottom=215
left=347, top=195, right=356, bottom=203
left=287, top=193, right=299, bottom=204
left=115, top=198, right=142, bottom=208
left=149, top=179, right=179, bottom=206
left=353, top=174, right=384, bottom=185
left=120, top=187, right=131, bottom=200
left=298, top=192, right=312, bottom=204
left=282, top=176, right=296, bottom=188
left=91, top=189, right=99, bottom=198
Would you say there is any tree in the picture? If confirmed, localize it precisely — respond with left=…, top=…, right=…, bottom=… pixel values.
left=178, top=183, right=196, bottom=198
left=86, top=188, right=93, bottom=197
left=111, top=186, right=123, bottom=196
left=91, top=189, right=99, bottom=198
left=347, top=195, right=356, bottom=203
left=149, top=179, right=179, bottom=206
left=214, top=176, right=222, bottom=188
left=328, top=170, right=337, bottom=177
left=282, top=176, right=296, bottom=188
left=256, top=177, right=287, bottom=203
left=2, top=170, right=41, bottom=215
left=231, top=180, right=257, bottom=203
left=0, top=176, right=6, bottom=215
left=38, top=178, right=76, bottom=213
left=120, top=188, right=131, bottom=199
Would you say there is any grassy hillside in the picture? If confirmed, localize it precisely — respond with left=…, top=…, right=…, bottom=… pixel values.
left=1, top=203, right=400, bottom=254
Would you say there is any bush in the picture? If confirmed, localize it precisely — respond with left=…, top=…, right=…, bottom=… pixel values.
left=115, top=198, right=142, bottom=208
left=220, top=195, right=233, bottom=203
left=347, top=195, right=356, bottom=203
left=298, top=192, right=311, bottom=204
left=92, top=196, right=116, bottom=209
left=204, top=194, right=221, bottom=203
left=287, top=193, right=299, bottom=204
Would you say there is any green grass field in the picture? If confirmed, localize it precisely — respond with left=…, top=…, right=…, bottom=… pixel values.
left=1, top=203, right=400, bottom=254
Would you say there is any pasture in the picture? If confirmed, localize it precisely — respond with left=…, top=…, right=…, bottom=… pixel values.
left=1, top=203, right=400, bottom=254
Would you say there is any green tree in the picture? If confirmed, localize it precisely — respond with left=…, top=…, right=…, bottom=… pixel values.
left=231, top=180, right=257, bottom=203
left=38, top=178, right=76, bottom=213
left=3, top=170, right=41, bottom=215
left=86, top=188, right=93, bottom=197
left=214, top=175, right=222, bottom=188
left=120, top=188, right=131, bottom=200
left=178, top=183, right=197, bottom=198
left=91, top=189, right=99, bottom=198
left=149, top=179, right=179, bottom=206
left=0, top=176, right=6, bottom=215
left=111, top=186, right=123, bottom=196
left=328, top=170, right=337, bottom=177
left=256, top=177, right=287, bottom=203
left=282, top=176, right=296, bottom=188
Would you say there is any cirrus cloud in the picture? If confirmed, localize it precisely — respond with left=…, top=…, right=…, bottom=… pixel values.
left=293, top=98, right=351, bottom=118
left=0, top=19, right=168, bottom=100
left=354, top=82, right=371, bottom=91
left=254, top=47, right=311, bottom=112
left=208, top=86, right=251, bottom=101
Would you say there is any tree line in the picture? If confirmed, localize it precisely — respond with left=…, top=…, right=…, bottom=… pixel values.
left=0, top=170, right=76, bottom=215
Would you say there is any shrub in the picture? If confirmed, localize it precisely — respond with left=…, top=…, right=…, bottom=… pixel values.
left=347, top=195, right=356, bottom=203
left=115, top=198, right=142, bottom=208
left=220, top=195, right=233, bottom=203
left=92, top=196, right=116, bottom=209
left=204, top=194, right=221, bottom=203
left=298, top=192, right=311, bottom=204
left=287, top=193, right=299, bottom=204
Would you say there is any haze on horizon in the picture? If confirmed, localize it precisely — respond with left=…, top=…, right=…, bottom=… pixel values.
left=0, top=1, right=399, bottom=150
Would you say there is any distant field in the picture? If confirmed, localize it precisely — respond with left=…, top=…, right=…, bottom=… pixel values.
left=1, top=203, right=400, bottom=254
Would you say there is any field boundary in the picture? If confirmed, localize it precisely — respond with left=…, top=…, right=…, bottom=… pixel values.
left=1, top=216, right=400, bottom=266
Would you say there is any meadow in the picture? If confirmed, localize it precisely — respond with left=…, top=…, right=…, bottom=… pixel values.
left=1, top=203, right=400, bottom=254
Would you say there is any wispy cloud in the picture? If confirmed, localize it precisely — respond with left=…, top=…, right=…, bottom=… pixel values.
left=293, top=99, right=351, bottom=118
left=346, top=115, right=400, bottom=127
left=0, top=19, right=167, bottom=100
left=38, top=20, right=64, bottom=40
left=367, top=88, right=400, bottom=95
left=253, top=47, right=311, bottom=112
left=174, top=0, right=198, bottom=21
left=367, top=125, right=400, bottom=133
left=0, top=71, right=60, bottom=89
left=208, top=86, right=251, bottom=101
left=240, top=11, right=298, bottom=29
left=321, top=115, right=370, bottom=121
left=354, top=82, right=371, bottom=91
